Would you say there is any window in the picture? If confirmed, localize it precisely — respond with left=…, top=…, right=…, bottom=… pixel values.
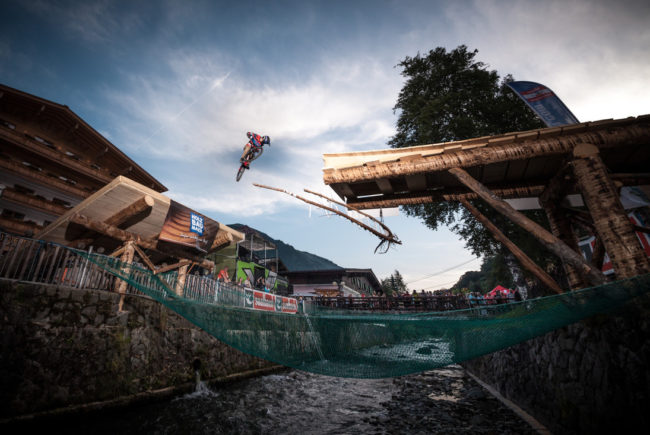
left=1, top=209, right=26, bottom=220
left=65, top=151, right=81, bottom=161
left=22, top=161, right=42, bottom=172
left=0, top=118, right=16, bottom=130
left=33, top=135, right=56, bottom=149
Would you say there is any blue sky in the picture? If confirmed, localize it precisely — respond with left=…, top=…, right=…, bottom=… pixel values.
left=2, top=0, right=650, bottom=290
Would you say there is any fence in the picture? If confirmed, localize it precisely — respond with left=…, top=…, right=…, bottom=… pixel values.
left=0, top=232, right=252, bottom=309
left=305, top=294, right=471, bottom=312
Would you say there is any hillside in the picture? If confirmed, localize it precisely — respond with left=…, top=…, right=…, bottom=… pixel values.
left=228, top=224, right=342, bottom=272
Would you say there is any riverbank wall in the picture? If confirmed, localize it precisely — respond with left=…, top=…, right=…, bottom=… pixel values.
left=0, top=279, right=277, bottom=421
left=463, top=293, right=650, bottom=434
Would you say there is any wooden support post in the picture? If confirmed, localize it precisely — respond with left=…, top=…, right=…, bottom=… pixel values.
left=448, top=167, right=606, bottom=286
left=175, top=263, right=189, bottom=297
left=460, top=198, right=564, bottom=294
left=539, top=165, right=585, bottom=289
left=116, top=241, right=135, bottom=312
left=572, top=144, right=650, bottom=278
left=542, top=205, right=584, bottom=289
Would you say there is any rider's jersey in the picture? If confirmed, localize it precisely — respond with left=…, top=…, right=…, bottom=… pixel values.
left=248, top=133, right=263, bottom=148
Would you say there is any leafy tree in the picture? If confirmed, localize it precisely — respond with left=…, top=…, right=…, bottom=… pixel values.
left=380, top=269, right=408, bottom=296
left=389, top=45, right=563, bottom=292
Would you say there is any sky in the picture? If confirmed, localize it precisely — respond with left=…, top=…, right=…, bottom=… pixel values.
left=2, top=0, right=649, bottom=291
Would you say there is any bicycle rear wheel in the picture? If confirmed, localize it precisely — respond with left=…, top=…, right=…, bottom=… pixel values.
left=236, top=164, right=246, bottom=182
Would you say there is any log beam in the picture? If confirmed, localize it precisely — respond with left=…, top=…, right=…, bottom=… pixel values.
left=69, top=213, right=158, bottom=250
left=210, top=232, right=234, bottom=251
left=174, top=264, right=189, bottom=296
left=460, top=198, right=564, bottom=294
left=116, top=241, right=135, bottom=312
left=572, top=144, right=650, bottom=278
left=346, top=185, right=546, bottom=210
left=539, top=165, right=585, bottom=289
left=324, top=126, right=650, bottom=185
left=448, top=167, right=606, bottom=286
left=104, top=195, right=154, bottom=228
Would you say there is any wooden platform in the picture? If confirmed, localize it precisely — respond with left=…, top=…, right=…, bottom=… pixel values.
left=36, top=176, right=243, bottom=256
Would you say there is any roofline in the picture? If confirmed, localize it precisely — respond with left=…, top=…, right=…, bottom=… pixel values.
left=1, top=83, right=167, bottom=193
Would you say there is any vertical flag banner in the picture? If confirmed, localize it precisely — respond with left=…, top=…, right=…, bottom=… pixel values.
left=507, top=81, right=579, bottom=127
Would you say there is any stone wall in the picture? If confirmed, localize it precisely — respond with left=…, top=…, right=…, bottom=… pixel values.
left=463, top=293, right=650, bottom=434
left=0, top=279, right=276, bottom=420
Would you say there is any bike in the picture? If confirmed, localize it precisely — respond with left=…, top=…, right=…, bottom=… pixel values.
left=236, top=144, right=264, bottom=182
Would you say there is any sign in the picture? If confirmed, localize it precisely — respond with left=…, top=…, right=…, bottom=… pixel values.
left=507, top=81, right=579, bottom=127
left=243, top=288, right=298, bottom=314
left=280, top=297, right=298, bottom=313
left=252, top=290, right=276, bottom=311
left=158, top=200, right=219, bottom=255
left=190, top=212, right=204, bottom=235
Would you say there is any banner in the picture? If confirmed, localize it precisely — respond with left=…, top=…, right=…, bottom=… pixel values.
left=244, top=288, right=298, bottom=313
left=507, top=81, right=579, bottom=127
left=158, top=200, right=219, bottom=256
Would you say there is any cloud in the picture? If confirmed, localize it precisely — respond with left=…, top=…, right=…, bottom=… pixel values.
left=22, top=0, right=143, bottom=44
left=441, top=0, right=650, bottom=121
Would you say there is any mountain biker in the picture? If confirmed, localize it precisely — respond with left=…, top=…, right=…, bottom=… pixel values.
left=240, top=132, right=270, bottom=165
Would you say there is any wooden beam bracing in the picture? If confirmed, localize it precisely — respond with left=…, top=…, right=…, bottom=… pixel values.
left=460, top=198, right=564, bottom=294
left=448, top=167, right=607, bottom=286
left=347, top=185, right=546, bottom=210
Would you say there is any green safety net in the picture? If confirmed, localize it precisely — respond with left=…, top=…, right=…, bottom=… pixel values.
left=78, top=250, right=650, bottom=379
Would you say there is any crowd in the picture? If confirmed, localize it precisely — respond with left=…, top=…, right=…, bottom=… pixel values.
left=308, top=286, right=524, bottom=312
left=216, top=266, right=273, bottom=293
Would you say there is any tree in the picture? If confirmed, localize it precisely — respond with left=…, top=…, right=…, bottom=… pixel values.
left=380, top=269, right=408, bottom=296
left=389, top=45, right=562, bottom=292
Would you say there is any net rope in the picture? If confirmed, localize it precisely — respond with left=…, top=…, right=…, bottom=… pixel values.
left=75, top=249, right=650, bottom=379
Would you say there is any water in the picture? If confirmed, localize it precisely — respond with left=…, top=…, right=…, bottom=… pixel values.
left=23, top=366, right=537, bottom=434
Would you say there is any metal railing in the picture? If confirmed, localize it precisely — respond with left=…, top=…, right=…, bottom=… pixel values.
left=0, top=232, right=254, bottom=309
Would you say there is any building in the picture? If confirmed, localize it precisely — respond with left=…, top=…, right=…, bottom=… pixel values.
left=0, top=83, right=166, bottom=236
left=287, top=268, right=381, bottom=297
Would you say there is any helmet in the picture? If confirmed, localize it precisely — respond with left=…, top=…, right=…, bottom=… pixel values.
left=262, top=135, right=271, bottom=145
left=246, top=132, right=252, bottom=138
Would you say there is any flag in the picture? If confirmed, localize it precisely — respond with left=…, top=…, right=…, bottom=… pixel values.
left=507, top=81, right=579, bottom=127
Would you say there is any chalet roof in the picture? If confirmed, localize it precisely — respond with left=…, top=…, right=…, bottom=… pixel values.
left=323, top=115, right=650, bottom=209
left=285, top=268, right=381, bottom=291
left=0, top=83, right=166, bottom=193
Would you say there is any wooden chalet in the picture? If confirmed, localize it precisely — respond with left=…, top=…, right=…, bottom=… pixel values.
left=0, top=83, right=166, bottom=236
left=288, top=268, right=382, bottom=297
left=323, top=115, right=650, bottom=292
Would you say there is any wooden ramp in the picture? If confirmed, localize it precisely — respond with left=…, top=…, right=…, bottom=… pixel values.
left=37, top=176, right=244, bottom=261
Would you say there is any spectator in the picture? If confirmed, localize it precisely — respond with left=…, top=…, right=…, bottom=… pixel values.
left=217, top=267, right=230, bottom=283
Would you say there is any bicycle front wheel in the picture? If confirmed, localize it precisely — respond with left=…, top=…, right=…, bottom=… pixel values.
left=236, top=165, right=246, bottom=182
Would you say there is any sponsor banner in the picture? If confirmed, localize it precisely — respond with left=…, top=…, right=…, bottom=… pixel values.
left=507, top=81, right=579, bottom=127
left=281, top=297, right=298, bottom=313
left=244, top=288, right=298, bottom=314
left=158, top=200, right=219, bottom=255
left=253, top=290, right=276, bottom=311
left=244, top=288, right=254, bottom=309
left=578, top=210, right=650, bottom=275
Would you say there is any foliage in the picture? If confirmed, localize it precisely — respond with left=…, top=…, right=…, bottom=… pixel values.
left=380, top=269, right=407, bottom=296
left=388, top=45, right=561, bottom=280
left=451, top=255, right=514, bottom=294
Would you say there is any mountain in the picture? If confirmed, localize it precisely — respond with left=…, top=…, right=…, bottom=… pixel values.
left=228, top=224, right=342, bottom=272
